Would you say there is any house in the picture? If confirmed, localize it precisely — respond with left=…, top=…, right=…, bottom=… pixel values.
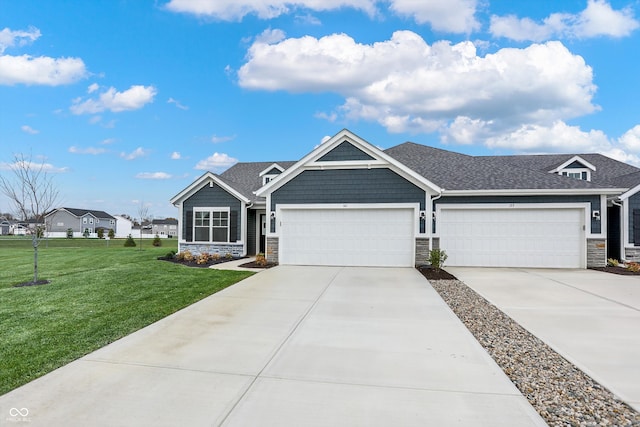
left=171, top=129, right=640, bottom=269
left=151, top=218, right=178, bottom=238
left=114, top=215, right=133, bottom=238
left=45, top=207, right=117, bottom=238
left=0, top=218, right=10, bottom=235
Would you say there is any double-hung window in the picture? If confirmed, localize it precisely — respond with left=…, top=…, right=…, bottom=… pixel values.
left=194, top=209, right=229, bottom=242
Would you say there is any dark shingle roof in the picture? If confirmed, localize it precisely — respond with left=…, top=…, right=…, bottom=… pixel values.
left=385, top=143, right=629, bottom=191
left=220, top=161, right=296, bottom=202
left=61, top=208, right=115, bottom=219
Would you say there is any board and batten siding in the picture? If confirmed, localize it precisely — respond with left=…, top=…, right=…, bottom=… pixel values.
left=270, top=168, right=427, bottom=233
left=317, top=141, right=375, bottom=162
left=434, top=195, right=602, bottom=234
left=182, top=184, right=242, bottom=242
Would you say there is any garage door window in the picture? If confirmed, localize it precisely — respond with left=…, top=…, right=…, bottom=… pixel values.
left=194, top=209, right=229, bottom=242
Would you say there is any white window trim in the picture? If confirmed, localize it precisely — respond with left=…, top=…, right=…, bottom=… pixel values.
left=193, top=207, right=231, bottom=243
left=559, top=168, right=591, bottom=181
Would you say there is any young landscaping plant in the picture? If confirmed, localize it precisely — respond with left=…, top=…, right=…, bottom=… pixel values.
left=429, top=248, right=448, bottom=272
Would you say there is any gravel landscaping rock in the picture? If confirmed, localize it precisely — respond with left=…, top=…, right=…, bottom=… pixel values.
left=428, top=278, right=640, bottom=427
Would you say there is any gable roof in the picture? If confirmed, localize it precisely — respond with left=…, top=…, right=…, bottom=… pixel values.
left=220, top=161, right=297, bottom=202
left=47, top=207, right=115, bottom=219
left=170, top=171, right=252, bottom=206
left=256, top=129, right=442, bottom=197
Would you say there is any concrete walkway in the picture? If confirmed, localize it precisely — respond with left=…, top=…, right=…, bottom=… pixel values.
left=1, top=267, right=545, bottom=426
left=448, top=267, right=640, bottom=412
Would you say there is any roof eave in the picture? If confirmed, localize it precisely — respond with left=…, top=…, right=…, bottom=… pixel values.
left=441, top=188, right=626, bottom=197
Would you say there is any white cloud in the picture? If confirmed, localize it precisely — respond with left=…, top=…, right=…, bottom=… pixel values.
left=165, top=0, right=377, bottom=21
left=21, top=125, right=39, bottom=134
left=0, top=160, right=67, bottom=173
left=295, top=13, right=322, bottom=25
left=171, top=151, right=181, bottom=159
left=194, top=152, right=238, bottom=170
left=69, top=146, right=107, bottom=155
left=120, top=147, right=149, bottom=160
left=167, top=97, right=189, bottom=110
left=87, top=83, right=100, bottom=93
left=135, top=172, right=173, bottom=180
left=0, top=54, right=87, bottom=86
left=100, top=138, right=117, bottom=145
left=389, top=0, right=480, bottom=33
left=239, top=31, right=597, bottom=136
left=0, top=26, right=86, bottom=86
left=0, top=27, right=41, bottom=53
left=211, top=134, right=235, bottom=143
left=490, top=0, right=639, bottom=42
left=70, top=85, right=157, bottom=114
left=619, top=125, right=640, bottom=151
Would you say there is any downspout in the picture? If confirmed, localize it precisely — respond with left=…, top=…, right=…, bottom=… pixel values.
left=429, top=190, right=444, bottom=252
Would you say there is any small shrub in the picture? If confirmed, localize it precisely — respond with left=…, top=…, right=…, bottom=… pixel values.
left=108, top=229, right=115, bottom=239
left=83, top=228, right=90, bottom=238
left=428, top=248, right=448, bottom=272
left=607, top=258, right=620, bottom=267
left=66, top=228, right=74, bottom=239
left=124, top=234, right=137, bottom=247
left=97, top=228, right=104, bottom=239
left=152, top=234, right=162, bottom=247
left=196, top=252, right=210, bottom=265
left=175, top=250, right=193, bottom=262
left=225, top=253, right=233, bottom=260
left=211, top=253, right=220, bottom=261
left=627, top=262, right=640, bottom=273
left=255, top=253, right=267, bottom=267
left=165, top=250, right=176, bottom=259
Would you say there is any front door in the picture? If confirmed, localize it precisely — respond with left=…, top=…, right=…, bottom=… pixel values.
left=259, top=214, right=266, bottom=253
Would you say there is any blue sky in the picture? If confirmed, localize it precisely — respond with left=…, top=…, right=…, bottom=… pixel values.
left=1, top=0, right=640, bottom=219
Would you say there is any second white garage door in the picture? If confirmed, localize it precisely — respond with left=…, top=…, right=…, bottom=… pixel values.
left=438, top=207, right=585, bottom=268
left=279, top=207, right=415, bottom=267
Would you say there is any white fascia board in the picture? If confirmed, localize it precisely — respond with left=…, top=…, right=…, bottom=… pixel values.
left=255, top=129, right=441, bottom=197
left=170, top=171, right=250, bottom=205
left=618, top=182, right=640, bottom=201
left=259, top=163, right=285, bottom=177
left=442, top=188, right=625, bottom=197
left=548, top=155, right=597, bottom=173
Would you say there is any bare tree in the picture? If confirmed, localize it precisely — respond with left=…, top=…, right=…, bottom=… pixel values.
left=0, top=154, right=60, bottom=283
left=137, top=202, right=149, bottom=250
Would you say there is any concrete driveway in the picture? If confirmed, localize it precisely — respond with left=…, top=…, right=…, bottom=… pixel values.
left=448, top=267, right=640, bottom=412
left=0, top=266, right=545, bottom=426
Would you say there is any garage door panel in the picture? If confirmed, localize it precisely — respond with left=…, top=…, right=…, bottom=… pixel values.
left=439, top=208, right=584, bottom=269
left=280, top=208, right=414, bottom=267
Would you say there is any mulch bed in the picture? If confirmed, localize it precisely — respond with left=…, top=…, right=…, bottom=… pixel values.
left=589, top=266, right=640, bottom=275
left=416, top=266, right=457, bottom=280
left=158, top=256, right=245, bottom=268
left=238, top=261, right=277, bottom=269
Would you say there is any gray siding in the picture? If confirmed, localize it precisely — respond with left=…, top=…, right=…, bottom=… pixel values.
left=183, top=183, right=242, bottom=242
left=47, top=210, right=81, bottom=232
left=629, top=193, right=640, bottom=245
left=318, top=142, right=375, bottom=162
left=272, top=169, right=426, bottom=209
left=435, top=195, right=602, bottom=234
left=271, top=168, right=426, bottom=234
left=264, top=167, right=282, bottom=175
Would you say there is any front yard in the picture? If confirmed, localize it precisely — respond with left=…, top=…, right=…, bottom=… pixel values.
left=0, top=237, right=253, bottom=395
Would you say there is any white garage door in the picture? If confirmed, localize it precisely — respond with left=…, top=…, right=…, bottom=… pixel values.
left=279, top=208, right=415, bottom=267
left=438, top=207, right=585, bottom=268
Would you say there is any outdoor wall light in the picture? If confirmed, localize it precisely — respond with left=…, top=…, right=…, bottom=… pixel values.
left=270, top=212, right=276, bottom=220
left=419, top=211, right=426, bottom=220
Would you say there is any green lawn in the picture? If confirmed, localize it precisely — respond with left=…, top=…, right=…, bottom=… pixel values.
left=0, top=237, right=253, bottom=395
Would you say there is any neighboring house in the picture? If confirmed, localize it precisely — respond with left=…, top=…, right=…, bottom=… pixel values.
left=0, top=218, right=10, bottom=235
left=151, top=218, right=178, bottom=238
left=45, top=207, right=117, bottom=238
left=171, top=129, right=640, bottom=269
left=114, top=215, right=133, bottom=238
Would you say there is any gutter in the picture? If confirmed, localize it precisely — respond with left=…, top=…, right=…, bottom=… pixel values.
left=429, top=190, right=444, bottom=252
